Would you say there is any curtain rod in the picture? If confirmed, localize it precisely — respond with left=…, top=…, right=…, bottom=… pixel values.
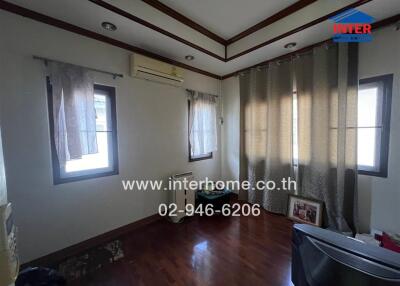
left=185, top=88, right=219, bottom=98
left=33, top=56, right=124, bottom=79
left=235, top=40, right=335, bottom=77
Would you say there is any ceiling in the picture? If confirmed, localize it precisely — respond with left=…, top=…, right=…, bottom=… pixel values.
left=158, top=0, right=299, bottom=39
left=1, top=0, right=400, bottom=79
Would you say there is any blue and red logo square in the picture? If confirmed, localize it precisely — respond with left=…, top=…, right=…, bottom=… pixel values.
left=330, top=9, right=375, bottom=42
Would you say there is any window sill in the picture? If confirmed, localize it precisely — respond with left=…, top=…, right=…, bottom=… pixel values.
left=358, top=169, right=387, bottom=178
left=53, top=169, right=119, bottom=185
left=189, top=153, right=213, bottom=162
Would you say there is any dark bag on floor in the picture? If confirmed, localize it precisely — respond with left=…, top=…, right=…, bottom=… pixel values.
left=16, top=267, right=66, bottom=286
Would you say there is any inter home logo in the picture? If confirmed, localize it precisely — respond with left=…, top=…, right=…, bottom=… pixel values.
left=330, top=9, right=375, bottom=42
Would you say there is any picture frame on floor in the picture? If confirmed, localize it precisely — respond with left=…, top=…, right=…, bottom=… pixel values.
left=287, top=195, right=323, bottom=227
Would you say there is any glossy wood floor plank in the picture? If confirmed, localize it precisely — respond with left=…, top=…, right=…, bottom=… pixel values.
left=69, top=208, right=294, bottom=286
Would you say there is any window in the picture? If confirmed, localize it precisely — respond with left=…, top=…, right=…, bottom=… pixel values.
left=187, top=90, right=218, bottom=162
left=188, top=100, right=213, bottom=161
left=47, top=80, right=119, bottom=184
left=357, top=74, right=393, bottom=177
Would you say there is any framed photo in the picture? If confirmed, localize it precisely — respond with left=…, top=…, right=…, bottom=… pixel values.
left=287, top=195, right=323, bottom=227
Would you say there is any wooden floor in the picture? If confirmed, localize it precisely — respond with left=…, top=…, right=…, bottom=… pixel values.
left=71, top=210, right=294, bottom=286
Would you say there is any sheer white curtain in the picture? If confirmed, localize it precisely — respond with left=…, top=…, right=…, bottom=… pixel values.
left=187, top=90, right=218, bottom=156
left=48, top=62, right=98, bottom=166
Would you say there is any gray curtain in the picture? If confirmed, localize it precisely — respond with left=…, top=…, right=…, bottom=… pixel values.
left=239, top=61, right=294, bottom=214
left=48, top=62, right=98, bottom=165
left=294, top=43, right=358, bottom=233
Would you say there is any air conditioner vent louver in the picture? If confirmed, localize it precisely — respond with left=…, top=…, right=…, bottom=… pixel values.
left=130, top=54, right=184, bottom=86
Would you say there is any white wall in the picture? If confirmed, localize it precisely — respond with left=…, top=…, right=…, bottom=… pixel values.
left=221, top=77, right=240, bottom=187
left=0, top=11, right=221, bottom=263
left=221, top=26, right=400, bottom=234
left=358, top=26, right=400, bottom=234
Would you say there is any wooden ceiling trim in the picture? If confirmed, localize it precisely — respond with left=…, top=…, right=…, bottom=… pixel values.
left=222, top=13, right=400, bottom=79
left=0, top=0, right=222, bottom=79
left=226, top=0, right=372, bottom=61
left=226, top=0, right=317, bottom=44
left=89, top=0, right=226, bottom=61
left=142, top=0, right=226, bottom=45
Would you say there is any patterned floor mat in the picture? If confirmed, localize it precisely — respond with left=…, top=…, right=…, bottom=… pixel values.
left=57, top=240, right=124, bottom=281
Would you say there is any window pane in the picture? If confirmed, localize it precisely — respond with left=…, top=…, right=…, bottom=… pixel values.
left=358, top=127, right=378, bottom=167
left=64, top=93, right=110, bottom=173
left=357, top=75, right=392, bottom=176
left=65, top=133, right=109, bottom=172
left=188, top=97, right=217, bottom=160
left=358, top=87, right=378, bottom=127
left=95, top=94, right=108, bottom=131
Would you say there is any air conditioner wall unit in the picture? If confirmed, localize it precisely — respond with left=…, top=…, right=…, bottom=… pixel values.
left=130, top=54, right=184, bottom=86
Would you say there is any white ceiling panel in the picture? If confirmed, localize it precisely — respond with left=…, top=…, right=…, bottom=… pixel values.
left=8, top=0, right=226, bottom=58
left=158, top=0, right=298, bottom=39
left=227, top=0, right=356, bottom=58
